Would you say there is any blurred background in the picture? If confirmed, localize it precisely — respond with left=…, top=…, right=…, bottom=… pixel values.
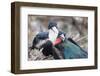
left=28, top=15, right=88, bottom=61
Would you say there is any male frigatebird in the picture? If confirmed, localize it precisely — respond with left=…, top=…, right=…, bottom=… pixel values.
left=30, top=22, right=88, bottom=59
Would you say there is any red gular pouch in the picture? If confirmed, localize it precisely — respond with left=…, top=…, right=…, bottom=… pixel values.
left=53, top=38, right=62, bottom=46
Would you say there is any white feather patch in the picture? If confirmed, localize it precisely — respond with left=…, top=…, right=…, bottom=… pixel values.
left=48, top=27, right=58, bottom=43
